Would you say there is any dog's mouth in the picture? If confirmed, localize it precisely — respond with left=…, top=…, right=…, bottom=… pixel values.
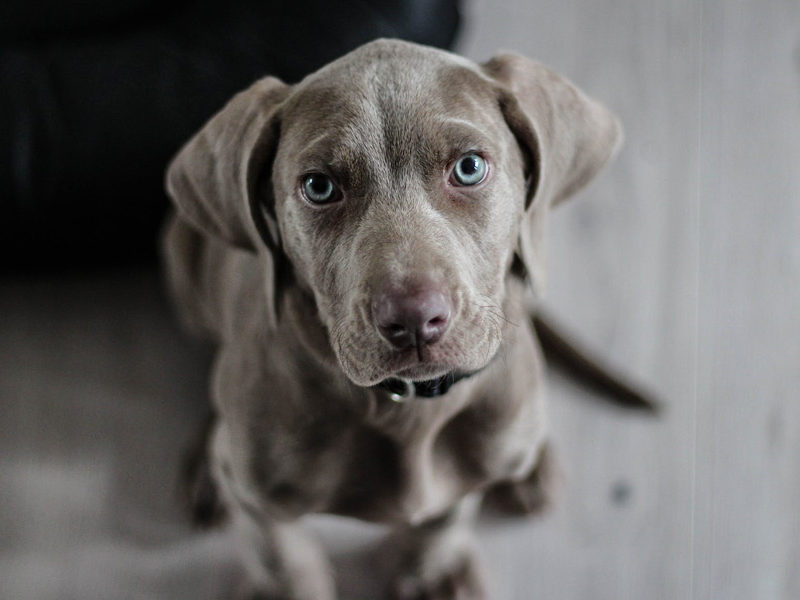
left=330, top=301, right=505, bottom=389
left=381, top=345, right=461, bottom=382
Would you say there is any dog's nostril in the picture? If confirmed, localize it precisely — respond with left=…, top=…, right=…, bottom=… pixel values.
left=419, top=312, right=449, bottom=343
left=373, top=285, right=452, bottom=350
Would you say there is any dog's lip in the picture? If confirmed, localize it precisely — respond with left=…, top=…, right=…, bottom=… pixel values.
left=386, top=344, right=497, bottom=382
left=393, top=362, right=453, bottom=381
left=381, top=345, right=452, bottom=380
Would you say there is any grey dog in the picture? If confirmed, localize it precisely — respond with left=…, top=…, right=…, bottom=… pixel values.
left=163, top=38, right=634, bottom=599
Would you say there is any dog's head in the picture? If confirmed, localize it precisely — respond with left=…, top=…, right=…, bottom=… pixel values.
left=166, top=39, right=621, bottom=387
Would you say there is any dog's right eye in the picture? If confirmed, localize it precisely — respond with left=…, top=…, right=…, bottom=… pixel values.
left=301, top=173, right=340, bottom=205
left=450, top=153, right=488, bottom=187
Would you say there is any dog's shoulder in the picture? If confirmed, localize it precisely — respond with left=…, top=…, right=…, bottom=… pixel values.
left=163, top=213, right=277, bottom=343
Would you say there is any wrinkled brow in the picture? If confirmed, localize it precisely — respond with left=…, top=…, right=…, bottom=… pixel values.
left=288, top=113, right=498, bottom=193
left=432, top=118, right=497, bottom=157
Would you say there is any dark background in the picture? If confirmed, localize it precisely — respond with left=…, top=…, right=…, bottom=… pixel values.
left=1, top=0, right=460, bottom=272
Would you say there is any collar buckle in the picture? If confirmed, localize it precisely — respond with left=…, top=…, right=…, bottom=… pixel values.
left=386, top=378, right=415, bottom=402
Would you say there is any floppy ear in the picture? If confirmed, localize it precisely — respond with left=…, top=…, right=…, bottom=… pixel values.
left=482, top=54, right=622, bottom=295
left=165, top=77, right=290, bottom=252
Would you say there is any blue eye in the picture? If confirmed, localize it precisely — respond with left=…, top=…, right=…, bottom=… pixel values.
left=302, top=173, right=340, bottom=204
left=451, top=154, right=488, bottom=186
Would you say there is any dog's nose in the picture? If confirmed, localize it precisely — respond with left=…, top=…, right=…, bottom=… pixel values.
left=372, top=286, right=452, bottom=350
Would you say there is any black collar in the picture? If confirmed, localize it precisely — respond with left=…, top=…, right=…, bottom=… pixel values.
left=376, top=370, right=475, bottom=401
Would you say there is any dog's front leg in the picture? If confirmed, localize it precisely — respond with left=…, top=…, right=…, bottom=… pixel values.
left=383, top=494, right=488, bottom=600
left=231, top=508, right=336, bottom=600
left=210, top=423, right=336, bottom=600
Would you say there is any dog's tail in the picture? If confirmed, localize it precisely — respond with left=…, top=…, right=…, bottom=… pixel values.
left=532, top=311, right=660, bottom=413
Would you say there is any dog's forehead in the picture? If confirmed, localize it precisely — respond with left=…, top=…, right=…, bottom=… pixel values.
left=279, top=40, right=500, bottom=158
left=291, top=38, right=482, bottom=102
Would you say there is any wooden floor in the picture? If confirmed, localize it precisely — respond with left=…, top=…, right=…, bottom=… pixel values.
left=2, top=1, right=798, bottom=599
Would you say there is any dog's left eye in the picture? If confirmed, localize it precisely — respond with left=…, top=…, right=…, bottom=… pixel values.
left=450, top=153, right=488, bottom=186
left=301, top=173, right=340, bottom=204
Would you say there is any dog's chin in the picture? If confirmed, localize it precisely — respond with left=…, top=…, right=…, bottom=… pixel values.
left=392, top=361, right=454, bottom=382
left=335, top=341, right=499, bottom=388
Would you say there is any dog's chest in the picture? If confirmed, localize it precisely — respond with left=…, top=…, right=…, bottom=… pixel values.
left=248, top=391, right=541, bottom=525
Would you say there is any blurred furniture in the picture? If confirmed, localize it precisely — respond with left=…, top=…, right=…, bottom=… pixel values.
left=0, top=0, right=460, bottom=272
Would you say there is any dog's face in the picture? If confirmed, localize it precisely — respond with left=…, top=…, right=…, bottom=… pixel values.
left=166, top=40, right=621, bottom=388
left=271, top=51, right=527, bottom=385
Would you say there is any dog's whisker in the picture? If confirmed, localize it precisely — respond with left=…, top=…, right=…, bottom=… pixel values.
left=475, top=302, right=518, bottom=328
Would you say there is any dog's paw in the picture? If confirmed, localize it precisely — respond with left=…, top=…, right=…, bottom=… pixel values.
left=390, top=550, right=487, bottom=600
left=483, top=442, right=559, bottom=516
